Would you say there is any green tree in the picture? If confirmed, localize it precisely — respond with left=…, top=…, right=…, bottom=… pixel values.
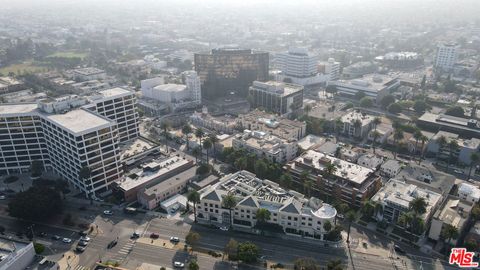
left=327, top=259, right=344, bottom=270
left=185, top=232, right=201, bottom=252
left=409, top=197, right=427, bottom=215
left=393, top=128, right=404, bottom=159
left=234, top=157, right=248, bottom=170
left=254, top=159, right=268, bottom=179
left=195, top=128, right=204, bottom=149
left=34, top=243, right=45, bottom=254
left=447, top=140, right=459, bottom=171
left=445, top=106, right=465, bottom=118
left=237, top=242, right=260, bottom=263
left=359, top=97, right=373, bottom=108
left=387, top=103, right=402, bottom=114
left=255, top=208, right=271, bottom=224
left=345, top=210, right=356, bottom=243
left=9, top=186, right=62, bottom=221
left=380, top=94, right=395, bottom=109
left=371, top=130, right=380, bottom=154
left=418, top=134, right=428, bottom=163
left=441, top=224, right=459, bottom=250
left=279, top=173, right=292, bottom=189
left=293, top=257, right=318, bottom=270
left=413, top=129, right=423, bottom=159
left=224, top=238, right=238, bottom=260
left=187, top=190, right=201, bottom=223
left=192, top=147, right=201, bottom=163
left=471, top=204, right=480, bottom=221
left=361, top=200, right=375, bottom=218
left=436, top=135, right=447, bottom=163
left=30, top=160, right=43, bottom=177
left=323, top=162, right=337, bottom=178
left=188, top=260, right=199, bottom=270
left=182, top=124, right=192, bottom=151
left=202, top=138, right=212, bottom=163
left=222, top=194, right=237, bottom=228
left=413, top=100, right=429, bottom=113
left=208, top=133, right=219, bottom=161
left=468, top=152, right=480, bottom=179
left=354, top=91, right=366, bottom=100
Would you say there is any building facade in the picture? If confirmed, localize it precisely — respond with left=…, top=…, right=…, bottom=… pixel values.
left=249, top=81, right=303, bottom=115
left=194, top=48, right=269, bottom=99
left=197, top=170, right=337, bottom=241
left=434, top=43, right=459, bottom=72
left=286, top=150, right=381, bottom=208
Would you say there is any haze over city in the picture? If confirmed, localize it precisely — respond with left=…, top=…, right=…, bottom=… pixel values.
left=0, top=0, right=479, bottom=270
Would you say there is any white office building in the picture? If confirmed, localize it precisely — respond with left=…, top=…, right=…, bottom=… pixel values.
left=276, top=48, right=329, bottom=86
left=434, top=43, right=459, bottom=72
left=324, top=58, right=341, bottom=81
left=184, top=70, right=202, bottom=102
left=86, top=88, right=139, bottom=142
left=197, top=170, right=337, bottom=241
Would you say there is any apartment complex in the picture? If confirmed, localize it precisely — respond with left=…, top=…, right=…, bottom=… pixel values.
left=237, top=109, right=307, bottom=140
left=72, top=67, right=107, bottom=81
left=286, top=150, right=381, bottom=207
left=232, top=130, right=298, bottom=163
left=340, top=110, right=374, bottom=138
left=194, top=48, right=269, bottom=99
left=371, top=179, right=442, bottom=224
left=428, top=197, right=472, bottom=245
left=434, top=43, right=459, bottom=72
left=86, top=87, right=139, bottom=142
left=249, top=81, right=304, bottom=115
left=197, top=170, right=337, bottom=241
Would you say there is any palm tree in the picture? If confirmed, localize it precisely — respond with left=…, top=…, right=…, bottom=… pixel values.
left=304, top=104, right=312, bottom=117
left=409, top=197, right=427, bottom=216
left=208, top=133, right=219, bottom=162
left=441, top=224, right=459, bottom=252
left=195, top=128, right=204, bottom=149
left=468, top=152, right=479, bottom=179
left=371, top=130, right=380, bottom=154
left=418, top=135, right=428, bottom=163
left=303, top=179, right=314, bottom=197
left=334, top=118, right=343, bottom=139
left=346, top=210, right=356, bottom=243
left=413, top=129, right=422, bottom=156
left=234, top=157, right=248, bottom=170
left=203, top=138, right=212, bottom=163
left=398, top=212, right=414, bottom=235
left=323, top=220, right=332, bottom=233
left=447, top=140, right=459, bottom=171
left=222, top=194, right=237, bottom=229
left=323, top=162, right=337, bottom=178
left=160, top=122, right=170, bottom=153
left=361, top=200, right=375, bottom=218
left=279, top=173, right=292, bottom=189
left=393, top=128, right=404, bottom=159
left=182, top=124, right=192, bottom=151
left=187, top=190, right=201, bottom=223
left=192, top=147, right=201, bottom=163
left=255, top=208, right=271, bottom=235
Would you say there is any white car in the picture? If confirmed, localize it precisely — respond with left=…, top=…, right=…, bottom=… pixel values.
left=173, top=261, right=185, bottom=268
left=80, top=236, right=90, bottom=242
left=62, top=238, right=72, bottom=243
left=170, top=236, right=180, bottom=242
left=103, top=210, right=113, bottom=215
left=219, top=226, right=228, bottom=231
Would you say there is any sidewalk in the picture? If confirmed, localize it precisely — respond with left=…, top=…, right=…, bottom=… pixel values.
left=57, top=251, right=79, bottom=270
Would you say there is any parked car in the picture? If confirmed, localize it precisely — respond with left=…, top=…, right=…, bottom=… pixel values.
left=62, top=238, right=72, bottom=243
left=150, top=233, right=159, bottom=239
left=219, top=226, right=228, bottom=231
left=76, top=245, right=87, bottom=252
left=80, top=236, right=90, bottom=242
left=78, top=240, right=89, bottom=246
left=131, top=232, right=140, bottom=239
left=103, top=210, right=113, bottom=215
left=173, top=261, right=185, bottom=268
left=51, top=235, right=61, bottom=240
left=37, top=232, right=47, bottom=237
left=170, top=236, right=180, bottom=243
left=107, top=240, right=117, bottom=249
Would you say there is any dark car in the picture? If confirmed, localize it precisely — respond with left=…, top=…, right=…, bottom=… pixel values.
left=150, top=233, right=159, bottom=239
left=131, top=232, right=140, bottom=239
left=107, top=240, right=117, bottom=249
left=37, top=232, right=47, bottom=237
left=394, top=245, right=406, bottom=254
left=51, top=235, right=61, bottom=240
left=78, top=231, right=87, bottom=237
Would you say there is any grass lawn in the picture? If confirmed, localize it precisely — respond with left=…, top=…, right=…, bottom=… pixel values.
left=47, top=51, right=88, bottom=59
left=0, top=61, right=48, bottom=75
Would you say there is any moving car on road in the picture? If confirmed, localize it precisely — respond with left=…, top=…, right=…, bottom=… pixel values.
left=170, top=236, right=180, bottom=243
left=173, top=261, right=185, bottom=268
left=103, top=210, right=113, bottom=215
left=62, top=238, right=72, bottom=243
left=150, top=233, right=159, bottom=239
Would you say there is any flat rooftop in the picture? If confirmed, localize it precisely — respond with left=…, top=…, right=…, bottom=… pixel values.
left=73, top=67, right=105, bottom=76
left=143, top=166, right=197, bottom=196
left=0, top=103, right=38, bottom=116
left=153, top=84, right=187, bottom=92
left=296, top=150, right=373, bottom=185
left=118, top=157, right=191, bottom=191
left=252, top=81, right=303, bottom=96
left=335, top=74, right=397, bottom=92
left=97, top=87, right=133, bottom=98
left=436, top=198, right=472, bottom=227
left=341, top=110, right=374, bottom=125
left=43, top=109, right=112, bottom=135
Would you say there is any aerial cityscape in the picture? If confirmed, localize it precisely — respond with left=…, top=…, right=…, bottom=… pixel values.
left=1, top=0, right=480, bottom=269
